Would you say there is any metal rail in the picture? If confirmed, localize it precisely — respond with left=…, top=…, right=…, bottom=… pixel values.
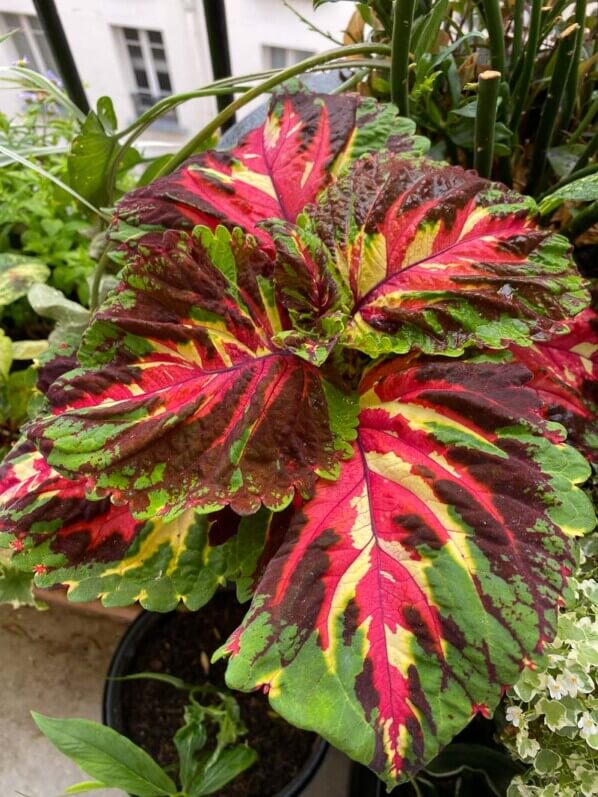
left=32, top=0, right=90, bottom=114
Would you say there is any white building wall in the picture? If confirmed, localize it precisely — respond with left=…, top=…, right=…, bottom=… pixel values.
left=0, top=0, right=354, bottom=140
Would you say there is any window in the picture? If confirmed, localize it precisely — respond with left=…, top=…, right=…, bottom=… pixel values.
left=263, top=46, right=315, bottom=70
left=1, top=12, right=59, bottom=74
left=119, top=27, right=177, bottom=123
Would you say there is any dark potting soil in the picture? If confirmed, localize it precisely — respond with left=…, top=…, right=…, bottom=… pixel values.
left=120, top=592, right=316, bottom=797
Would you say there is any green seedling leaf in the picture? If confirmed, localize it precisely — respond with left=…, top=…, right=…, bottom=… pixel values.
left=31, top=713, right=176, bottom=797
left=188, top=744, right=257, bottom=796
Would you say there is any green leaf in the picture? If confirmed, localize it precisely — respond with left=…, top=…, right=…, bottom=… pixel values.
left=0, top=252, right=49, bottom=306
left=11, top=340, right=49, bottom=360
left=0, top=329, right=12, bottom=379
left=533, top=748, right=562, bottom=774
left=96, top=96, right=117, bottom=134
left=546, top=144, right=585, bottom=178
left=61, top=782, right=107, bottom=794
left=0, top=560, right=41, bottom=609
left=175, top=704, right=208, bottom=790
left=113, top=672, right=193, bottom=691
left=539, top=173, right=598, bottom=215
left=0, top=143, right=109, bottom=220
left=68, top=111, right=118, bottom=207
left=27, top=283, right=90, bottom=326
left=188, top=745, right=257, bottom=797
left=536, top=698, right=568, bottom=730
left=137, top=154, right=174, bottom=187
left=412, top=0, right=449, bottom=60
left=31, top=713, right=177, bottom=797
left=425, top=744, right=523, bottom=796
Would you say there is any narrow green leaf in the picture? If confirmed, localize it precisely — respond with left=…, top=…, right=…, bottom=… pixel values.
left=31, top=713, right=176, bottom=797
left=539, top=172, right=598, bottom=215
left=412, top=0, right=449, bottom=60
left=61, top=782, right=107, bottom=794
left=0, top=144, right=109, bottom=220
left=112, top=672, right=193, bottom=691
left=188, top=745, right=257, bottom=797
left=174, top=705, right=208, bottom=791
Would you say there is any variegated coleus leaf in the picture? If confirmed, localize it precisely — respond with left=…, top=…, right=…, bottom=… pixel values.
left=514, top=307, right=597, bottom=461
left=217, top=358, right=595, bottom=787
left=115, top=92, right=428, bottom=249
left=0, top=441, right=275, bottom=611
left=27, top=226, right=358, bottom=520
left=0, top=438, right=142, bottom=570
left=268, top=153, right=588, bottom=359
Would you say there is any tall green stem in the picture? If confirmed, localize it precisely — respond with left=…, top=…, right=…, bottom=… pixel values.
left=390, top=0, right=416, bottom=115
left=572, top=130, right=598, bottom=172
left=154, top=44, right=391, bottom=178
left=481, top=0, right=505, bottom=75
left=90, top=246, right=112, bottom=311
left=526, top=24, right=580, bottom=195
left=558, top=0, right=587, bottom=136
left=510, top=0, right=542, bottom=132
left=474, top=70, right=501, bottom=178
left=511, top=0, right=524, bottom=71
left=562, top=200, right=598, bottom=240
left=569, top=95, right=598, bottom=143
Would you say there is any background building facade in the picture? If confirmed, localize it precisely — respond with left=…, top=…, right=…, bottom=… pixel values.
left=0, top=0, right=354, bottom=140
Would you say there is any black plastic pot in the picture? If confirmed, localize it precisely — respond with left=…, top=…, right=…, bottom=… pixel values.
left=103, top=610, right=328, bottom=797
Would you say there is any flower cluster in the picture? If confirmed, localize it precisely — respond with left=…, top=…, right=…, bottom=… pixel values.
left=503, top=526, right=598, bottom=797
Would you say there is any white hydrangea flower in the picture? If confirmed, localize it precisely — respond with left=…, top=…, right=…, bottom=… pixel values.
left=506, top=706, right=525, bottom=727
left=577, top=712, right=598, bottom=739
left=546, top=675, right=566, bottom=699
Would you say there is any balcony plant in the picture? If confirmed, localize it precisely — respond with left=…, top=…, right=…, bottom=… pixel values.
left=1, top=87, right=596, bottom=791
left=0, top=0, right=596, bottom=792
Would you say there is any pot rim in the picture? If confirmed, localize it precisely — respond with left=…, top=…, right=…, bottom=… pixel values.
left=102, top=608, right=328, bottom=797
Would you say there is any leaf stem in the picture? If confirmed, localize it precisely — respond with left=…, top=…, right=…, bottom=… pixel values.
left=390, top=0, right=415, bottom=115
left=331, top=68, right=370, bottom=95
left=572, top=130, right=598, bottom=173
left=481, top=0, right=506, bottom=75
left=562, top=200, right=598, bottom=240
left=154, top=43, right=391, bottom=178
left=474, top=70, right=501, bottom=178
left=90, top=246, right=113, bottom=311
left=569, top=95, right=598, bottom=143
left=510, top=0, right=542, bottom=132
left=526, top=23, right=580, bottom=195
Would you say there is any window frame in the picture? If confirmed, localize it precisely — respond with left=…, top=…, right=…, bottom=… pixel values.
left=117, top=26, right=178, bottom=128
left=1, top=12, right=58, bottom=74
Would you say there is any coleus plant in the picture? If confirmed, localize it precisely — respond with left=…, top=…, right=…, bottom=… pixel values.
left=0, top=91, right=596, bottom=788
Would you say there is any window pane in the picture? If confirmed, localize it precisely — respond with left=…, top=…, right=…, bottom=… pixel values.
left=148, top=30, right=163, bottom=44
left=8, top=27, right=39, bottom=69
left=123, top=27, right=139, bottom=41
left=266, top=46, right=287, bottom=69
left=32, top=31, right=59, bottom=74
left=127, top=44, right=142, bottom=59
left=157, top=71, right=171, bottom=91
left=3, top=12, right=20, bottom=28
left=134, top=68, right=149, bottom=89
